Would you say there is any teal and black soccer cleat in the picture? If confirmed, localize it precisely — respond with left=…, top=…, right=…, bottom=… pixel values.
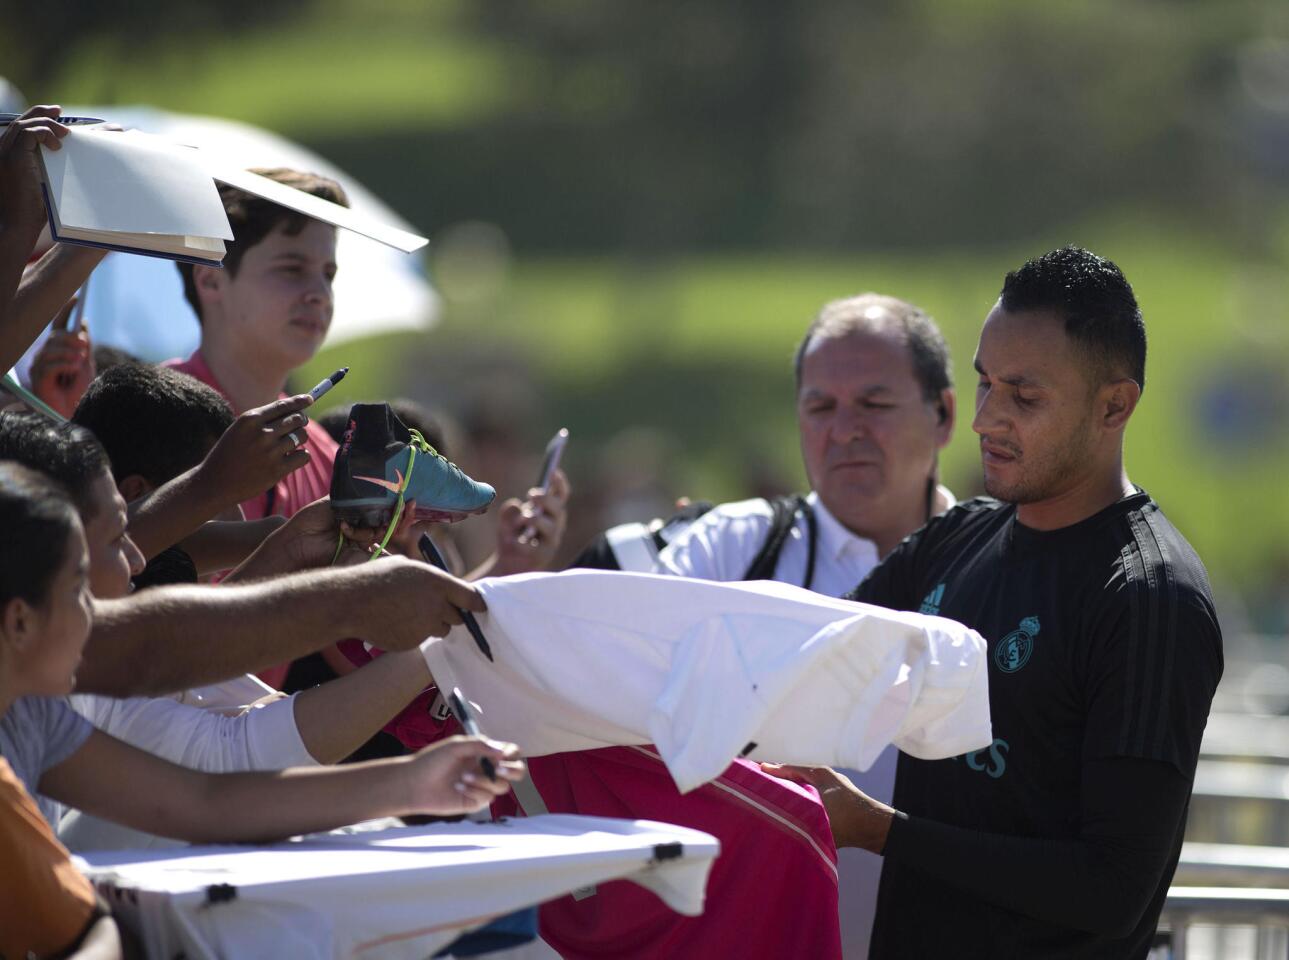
left=331, top=403, right=495, bottom=528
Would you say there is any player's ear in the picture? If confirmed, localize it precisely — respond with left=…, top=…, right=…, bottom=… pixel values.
left=1101, top=378, right=1140, bottom=431
left=934, top=388, right=955, bottom=448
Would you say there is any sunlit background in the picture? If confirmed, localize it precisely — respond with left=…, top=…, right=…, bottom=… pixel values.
left=10, top=2, right=1289, bottom=952
left=10, top=0, right=1289, bottom=660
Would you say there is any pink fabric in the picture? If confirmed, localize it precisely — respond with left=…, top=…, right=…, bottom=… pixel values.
left=508, top=748, right=841, bottom=960
left=341, top=643, right=843, bottom=960
left=166, top=351, right=339, bottom=688
left=339, top=639, right=448, bottom=746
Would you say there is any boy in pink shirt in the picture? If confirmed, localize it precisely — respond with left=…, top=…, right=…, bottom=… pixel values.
left=169, top=169, right=350, bottom=686
left=169, top=169, right=345, bottom=528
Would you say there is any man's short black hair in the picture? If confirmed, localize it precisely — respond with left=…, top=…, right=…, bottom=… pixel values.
left=72, top=363, right=234, bottom=488
left=1000, top=246, right=1147, bottom=391
left=0, top=461, right=80, bottom=610
left=0, top=413, right=110, bottom=519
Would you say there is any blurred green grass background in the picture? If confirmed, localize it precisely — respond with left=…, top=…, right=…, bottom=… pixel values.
left=293, top=223, right=1289, bottom=591
left=20, top=0, right=1289, bottom=605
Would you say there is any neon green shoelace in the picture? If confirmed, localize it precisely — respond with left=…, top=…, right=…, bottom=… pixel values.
left=331, top=428, right=435, bottom=564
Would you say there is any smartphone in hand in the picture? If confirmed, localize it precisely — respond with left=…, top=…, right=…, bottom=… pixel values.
left=535, top=428, right=569, bottom=493
left=520, top=428, right=568, bottom=543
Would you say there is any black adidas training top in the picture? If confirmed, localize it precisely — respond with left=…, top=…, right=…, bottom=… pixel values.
left=848, top=492, right=1223, bottom=959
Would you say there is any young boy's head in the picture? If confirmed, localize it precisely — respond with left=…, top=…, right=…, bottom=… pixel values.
left=72, top=362, right=234, bottom=502
left=178, top=168, right=349, bottom=374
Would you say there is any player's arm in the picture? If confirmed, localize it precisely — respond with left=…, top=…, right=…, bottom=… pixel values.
left=770, top=570, right=1222, bottom=937
left=767, top=756, right=1190, bottom=937
left=77, top=556, right=482, bottom=697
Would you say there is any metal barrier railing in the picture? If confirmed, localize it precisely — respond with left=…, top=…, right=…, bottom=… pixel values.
left=1160, top=888, right=1289, bottom=959
left=1157, top=845, right=1289, bottom=958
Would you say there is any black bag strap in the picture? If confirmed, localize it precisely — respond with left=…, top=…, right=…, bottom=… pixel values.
left=742, top=494, right=816, bottom=588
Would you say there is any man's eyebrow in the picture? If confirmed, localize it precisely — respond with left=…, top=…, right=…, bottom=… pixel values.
left=973, top=358, right=1043, bottom=388
left=801, top=383, right=894, bottom=399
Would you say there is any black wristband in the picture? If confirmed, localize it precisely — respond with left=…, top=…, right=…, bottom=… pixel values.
left=879, top=808, right=909, bottom=857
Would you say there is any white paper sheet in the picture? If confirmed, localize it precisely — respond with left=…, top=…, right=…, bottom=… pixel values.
left=40, top=128, right=232, bottom=239
left=205, top=161, right=428, bottom=253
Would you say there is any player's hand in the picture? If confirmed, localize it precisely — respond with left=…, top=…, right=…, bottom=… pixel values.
left=0, top=105, right=67, bottom=233
left=197, top=394, right=314, bottom=507
left=30, top=298, right=94, bottom=418
left=760, top=762, right=897, bottom=854
left=492, top=468, right=570, bottom=575
left=406, top=736, right=524, bottom=815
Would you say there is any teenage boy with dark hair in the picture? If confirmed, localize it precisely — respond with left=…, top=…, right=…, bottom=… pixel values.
left=71, top=362, right=266, bottom=583
left=171, top=170, right=494, bottom=687
left=171, top=169, right=350, bottom=530
left=74, top=362, right=235, bottom=498
left=768, top=247, right=1223, bottom=959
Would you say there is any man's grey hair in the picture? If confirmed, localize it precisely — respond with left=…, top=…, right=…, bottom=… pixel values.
left=793, top=292, right=953, bottom=404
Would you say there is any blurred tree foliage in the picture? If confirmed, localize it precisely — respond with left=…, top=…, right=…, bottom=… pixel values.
left=3, top=0, right=311, bottom=94
left=17, top=0, right=1289, bottom=256
left=311, top=0, right=1289, bottom=255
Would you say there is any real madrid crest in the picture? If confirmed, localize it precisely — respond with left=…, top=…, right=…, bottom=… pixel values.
left=994, top=615, right=1040, bottom=674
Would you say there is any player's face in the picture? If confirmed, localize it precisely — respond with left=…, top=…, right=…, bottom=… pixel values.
left=23, top=523, right=94, bottom=695
left=797, top=327, right=951, bottom=536
left=971, top=304, right=1099, bottom=505
left=215, top=220, right=338, bottom=373
left=81, top=468, right=145, bottom=600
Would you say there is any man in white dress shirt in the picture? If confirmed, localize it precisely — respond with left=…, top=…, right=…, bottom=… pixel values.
left=657, top=291, right=957, bottom=958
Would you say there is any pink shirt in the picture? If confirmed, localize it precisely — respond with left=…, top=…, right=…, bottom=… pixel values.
left=165, top=351, right=339, bottom=688
left=164, top=351, right=338, bottom=522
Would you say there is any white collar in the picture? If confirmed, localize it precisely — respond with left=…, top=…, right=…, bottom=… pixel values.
left=805, top=491, right=879, bottom=564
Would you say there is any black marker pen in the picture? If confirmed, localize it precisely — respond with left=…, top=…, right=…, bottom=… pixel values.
left=449, top=688, right=497, bottom=782
left=418, top=534, right=494, bottom=662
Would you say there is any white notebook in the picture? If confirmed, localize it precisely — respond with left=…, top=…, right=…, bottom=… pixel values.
left=38, top=127, right=232, bottom=265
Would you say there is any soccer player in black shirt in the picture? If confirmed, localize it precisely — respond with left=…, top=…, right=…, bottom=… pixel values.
left=765, top=246, right=1223, bottom=959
